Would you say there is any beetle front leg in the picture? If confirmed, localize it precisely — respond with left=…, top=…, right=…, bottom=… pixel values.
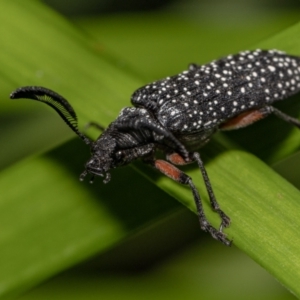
left=150, top=159, right=231, bottom=246
left=83, top=121, right=106, bottom=133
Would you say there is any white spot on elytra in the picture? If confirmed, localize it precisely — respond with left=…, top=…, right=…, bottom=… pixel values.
left=268, top=65, right=276, bottom=72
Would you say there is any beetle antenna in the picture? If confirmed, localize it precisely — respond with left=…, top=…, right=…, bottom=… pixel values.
left=10, top=86, right=91, bottom=145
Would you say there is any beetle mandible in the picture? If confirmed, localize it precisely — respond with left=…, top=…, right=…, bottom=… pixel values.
left=10, top=49, right=300, bottom=246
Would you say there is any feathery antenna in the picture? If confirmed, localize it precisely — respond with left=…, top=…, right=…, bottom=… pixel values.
left=10, top=86, right=91, bottom=145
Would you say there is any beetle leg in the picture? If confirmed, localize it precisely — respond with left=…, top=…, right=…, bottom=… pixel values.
left=266, top=105, right=300, bottom=128
left=220, top=105, right=300, bottom=130
left=116, top=144, right=155, bottom=164
left=151, top=159, right=231, bottom=246
left=191, top=152, right=231, bottom=230
left=188, top=63, right=200, bottom=71
left=83, top=121, right=105, bottom=133
left=166, top=152, right=230, bottom=230
left=115, top=116, right=189, bottom=160
left=166, top=152, right=192, bottom=165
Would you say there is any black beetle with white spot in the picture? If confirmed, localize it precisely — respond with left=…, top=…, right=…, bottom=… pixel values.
left=10, top=49, right=300, bottom=246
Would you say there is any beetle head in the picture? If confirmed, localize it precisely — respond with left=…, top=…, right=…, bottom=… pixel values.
left=80, top=132, right=115, bottom=183
left=80, top=133, right=117, bottom=184
left=10, top=87, right=135, bottom=184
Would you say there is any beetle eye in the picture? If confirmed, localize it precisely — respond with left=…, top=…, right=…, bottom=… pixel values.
left=115, top=151, right=123, bottom=160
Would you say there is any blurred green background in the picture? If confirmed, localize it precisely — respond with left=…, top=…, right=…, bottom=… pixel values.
left=1, top=0, right=300, bottom=299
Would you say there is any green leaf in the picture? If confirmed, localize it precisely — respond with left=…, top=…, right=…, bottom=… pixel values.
left=1, top=1, right=300, bottom=299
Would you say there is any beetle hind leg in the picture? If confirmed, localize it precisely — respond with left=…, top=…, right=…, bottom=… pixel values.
left=191, top=152, right=231, bottom=230
left=166, top=152, right=231, bottom=230
left=267, top=106, right=300, bottom=128
left=151, top=158, right=231, bottom=246
left=220, top=105, right=300, bottom=130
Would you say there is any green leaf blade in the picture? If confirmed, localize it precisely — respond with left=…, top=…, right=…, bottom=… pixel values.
left=1, top=1, right=300, bottom=299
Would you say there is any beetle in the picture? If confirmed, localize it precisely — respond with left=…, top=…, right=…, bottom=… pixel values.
left=10, top=49, right=300, bottom=246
